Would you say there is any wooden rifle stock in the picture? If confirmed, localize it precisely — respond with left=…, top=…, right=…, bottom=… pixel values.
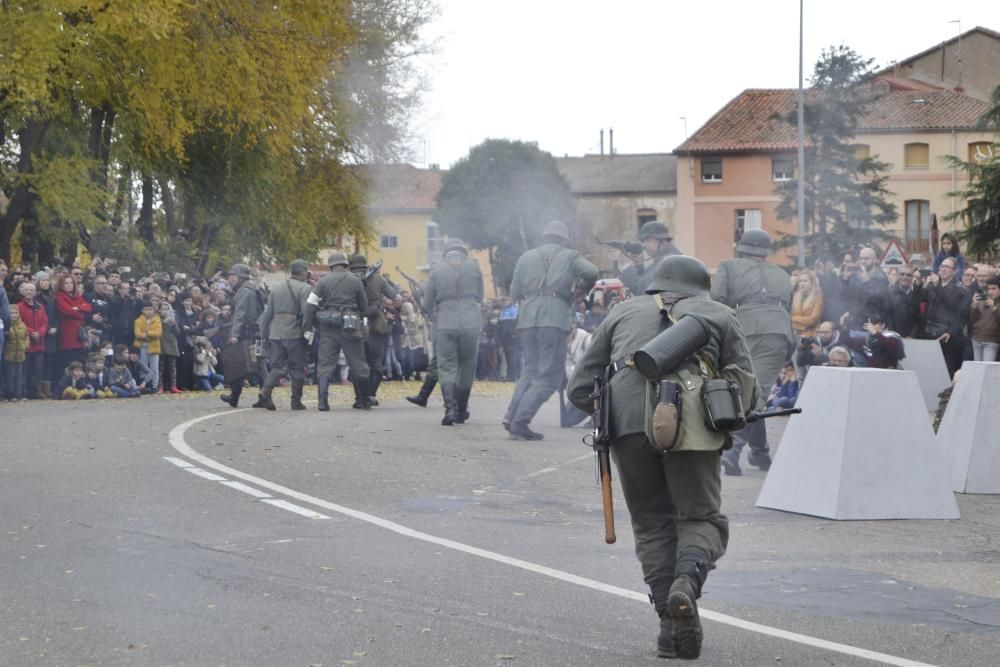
left=597, top=444, right=616, bottom=544
left=592, top=375, right=616, bottom=544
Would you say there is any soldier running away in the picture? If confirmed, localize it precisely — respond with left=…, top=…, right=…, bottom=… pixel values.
left=350, top=254, right=398, bottom=406
left=619, top=220, right=683, bottom=296
left=568, top=255, right=757, bottom=660
left=304, top=252, right=372, bottom=411
left=423, top=237, right=484, bottom=425
left=220, top=263, right=265, bottom=408
left=711, top=229, right=795, bottom=475
left=503, top=220, right=598, bottom=440
left=253, top=259, right=313, bottom=411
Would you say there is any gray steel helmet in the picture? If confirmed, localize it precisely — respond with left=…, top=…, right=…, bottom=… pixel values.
left=541, top=220, right=571, bottom=243
left=229, top=263, right=252, bottom=280
left=327, top=252, right=349, bottom=267
left=736, top=229, right=772, bottom=257
left=349, top=254, right=368, bottom=270
left=645, top=255, right=711, bottom=296
left=639, top=220, right=672, bottom=241
left=289, top=259, right=310, bottom=275
left=443, top=238, right=468, bottom=255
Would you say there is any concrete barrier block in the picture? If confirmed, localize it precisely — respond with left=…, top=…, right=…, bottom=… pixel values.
left=938, top=361, right=1000, bottom=494
left=899, top=338, right=951, bottom=411
left=756, top=366, right=960, bottom=520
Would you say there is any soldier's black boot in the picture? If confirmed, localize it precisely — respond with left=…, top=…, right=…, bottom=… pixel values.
left=406, top=375, right=437, bottom=407
left=440, top=383, right=458, bottom=425
left=290, top=379, right=306, bottom=411
left=454, top=387, right=471, bottom=424
left=252, top=388, right=277, bottom=411
left=317, top=377, right=330, bottom=412
left=669, top=554, right=707, bottom=660
left=368, top=375, right=381, bottom=407
left=508, top=422, right=544, bottom=440
left=748, top=448, right=772, bottom=471
left=220, top=384, right=243, bottom=408
left=657, top=613, right=676, bottom=659
left=353, top=378, right=372, bottom=410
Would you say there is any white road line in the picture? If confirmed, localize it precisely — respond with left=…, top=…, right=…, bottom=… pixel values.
left=261, top=499, right=330, bottom=520
left=168, top=410, right=938, bottom=667
left=522, top=452, right=593, bottom=479
left=220, top=480, right=273, bottom=499
left=163, top=456, right=194, bottom=468
left=185, top=467, right=228, bottom=482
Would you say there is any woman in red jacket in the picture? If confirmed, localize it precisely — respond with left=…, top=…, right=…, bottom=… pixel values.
left=55, top=274, right=93, bottom=371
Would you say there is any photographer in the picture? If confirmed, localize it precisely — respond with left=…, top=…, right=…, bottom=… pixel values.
left=969, top=275, right=1000, bottom=362
left=795, top=321, right=840, bottom=374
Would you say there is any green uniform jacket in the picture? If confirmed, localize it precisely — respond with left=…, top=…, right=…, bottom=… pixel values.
left=711, top=258, right=795, bottom=343
left=230, top=281, right=264, bottom=341
left=361, top=272, right=398, bottom=335
left=304, top=268, right=368, bottom=330
left=259, top=277, right=312, bottom=340
left=509, top=243, right=598, bottom=333
left=424, top=257, right=484, bottom=331
left=568, top=295, right=757, bottom=451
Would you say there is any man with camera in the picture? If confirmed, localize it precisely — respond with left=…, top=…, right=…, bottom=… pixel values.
left=794, top=321, right=841, bottom=373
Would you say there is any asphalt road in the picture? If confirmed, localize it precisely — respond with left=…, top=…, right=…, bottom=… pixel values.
left=1, top=383, right=998, bottom=666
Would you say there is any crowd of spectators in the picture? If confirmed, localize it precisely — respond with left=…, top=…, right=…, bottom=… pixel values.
left=4, top=239, right=996, bottom=403
left=793, top=238, right=1000, bottom=379
left=0, top=256, right=246, bottom=401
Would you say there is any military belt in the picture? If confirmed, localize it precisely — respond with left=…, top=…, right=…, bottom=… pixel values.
left=607, top=355, right=634, bottom=379
left=437, top=295, right=478, bottom=302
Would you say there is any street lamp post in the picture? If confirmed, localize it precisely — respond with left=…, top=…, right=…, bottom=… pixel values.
left=796, top=0, right=807, bottom=268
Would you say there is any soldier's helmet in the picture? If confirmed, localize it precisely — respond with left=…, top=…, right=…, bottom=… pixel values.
left=443, top=238, right=468, bottom=256
left=541, top=220, right=571, bottom=244
left=229, top=263, right=252, bottom=280
left=289, top=259, right=310, bottom=275
left=327, top=252, right=349, bottom=267
left=645, top=255, right=711, bottom=296
left=349, top=254, right=368, bottom=270
left=638, top=220, right=672, bottom=241
left=736, top=229, right=772, bottom=257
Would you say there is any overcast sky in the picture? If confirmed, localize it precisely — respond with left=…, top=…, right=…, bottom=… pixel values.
left=410, top=0, right=1000, bottom=168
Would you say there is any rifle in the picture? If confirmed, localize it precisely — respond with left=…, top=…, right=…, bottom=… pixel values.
left=395, top=265, right=430, bottom=317
left=598, top=239, right=644, bottom=257
left=363, top=258, right=384, bottom=281
left=588, top=373, right=616, bottom=544
left=746, top=407, right=801, bottom=422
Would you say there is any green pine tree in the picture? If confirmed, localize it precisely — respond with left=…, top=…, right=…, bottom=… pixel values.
left=774, top=45, right=897, bottom=262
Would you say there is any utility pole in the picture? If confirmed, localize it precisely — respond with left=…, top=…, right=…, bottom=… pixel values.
left=796, top=0, right=807, bottom=267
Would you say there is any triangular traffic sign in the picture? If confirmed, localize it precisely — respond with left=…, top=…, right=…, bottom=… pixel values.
left=880, top=239, right=909, bottom=269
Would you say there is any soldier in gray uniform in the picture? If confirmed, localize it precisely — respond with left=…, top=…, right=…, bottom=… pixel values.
left=503, top=220, right=598, bottom=440
left=220, top=263, right=265, bottom=408
left=568, top=256, right=757, bottom=660
left=620, top=220, right=683, bottom=296
left=304, top=252, right=371, bottom=411
left=423, top=238, right=483, bottom=425
left=711, top=229, right=794, bottom=475
left=350, top=255, right=398, bottom=406
left=253, top=259, right=313, bottom=411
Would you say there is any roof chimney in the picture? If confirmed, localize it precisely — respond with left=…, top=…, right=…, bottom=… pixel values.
left=609, top=127, right=614, bottom=158
left=600, top=128, right=604, bottom=156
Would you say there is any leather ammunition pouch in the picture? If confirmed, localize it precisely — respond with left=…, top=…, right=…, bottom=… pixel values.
left=316, top=309, right=343, bottom=327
